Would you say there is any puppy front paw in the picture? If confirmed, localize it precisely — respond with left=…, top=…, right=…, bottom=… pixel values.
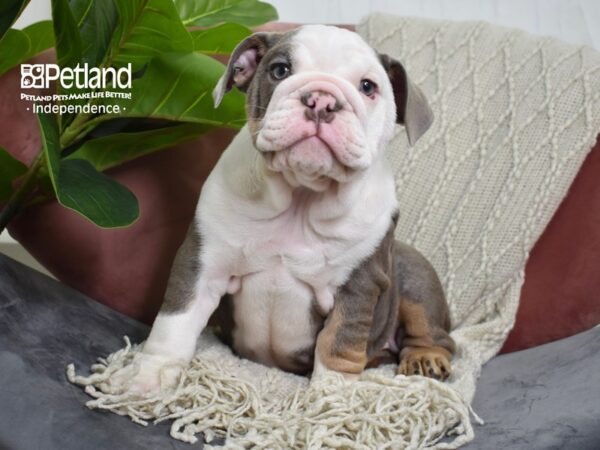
left=397, top=346, right=452, bottom=381
left=100, top=353, right=185, bottom=396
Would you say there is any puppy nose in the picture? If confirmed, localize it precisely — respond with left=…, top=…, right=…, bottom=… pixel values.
left=301, top=91, right=342, bottom=123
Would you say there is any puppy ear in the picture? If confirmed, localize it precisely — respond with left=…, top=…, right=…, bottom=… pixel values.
left=379, top=53, right=434, bottom=146
left=213, top=32, right=282, bottom=108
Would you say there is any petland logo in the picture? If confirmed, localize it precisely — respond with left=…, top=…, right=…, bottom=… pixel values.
left=21, top=63, right=132, bottom=90
left=20, top=63, right=133, bottom=115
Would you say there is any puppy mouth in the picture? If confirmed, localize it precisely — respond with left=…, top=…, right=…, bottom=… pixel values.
left=271, top=133, right=334, bottom=165
left=290, top=134, right=332, bottom=153
left=262, top=132, right=336, bottom=163
left=263, top=132, right=345, bottom=181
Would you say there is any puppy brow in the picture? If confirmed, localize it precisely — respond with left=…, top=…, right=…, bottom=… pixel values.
left=266, top=52, right=292, bottom=67
left=363, top=70, right=379, bottom=79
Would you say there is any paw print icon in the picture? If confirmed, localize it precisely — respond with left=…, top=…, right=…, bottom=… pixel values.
left=21, top=64, right=45, bottom=89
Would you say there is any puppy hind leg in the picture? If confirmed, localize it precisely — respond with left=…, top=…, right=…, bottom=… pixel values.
left=365, top=348, right=397, bottom=368
left=392, top=242, right=455, bottom=380
left=396, top=298, right=455, bottom=381
left=314, top=304, right=370, bottom=381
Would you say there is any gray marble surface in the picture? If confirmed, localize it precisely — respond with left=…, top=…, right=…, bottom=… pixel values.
left=0, top=253, right=195, bottom=450
left=0, top=253, right=598, bottom=450
left=465, top=324, right=600, bottom=449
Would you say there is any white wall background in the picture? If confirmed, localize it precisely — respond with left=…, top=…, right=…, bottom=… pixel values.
left=269, top=0, right=600, bottom=50
left=13, top=0, right=51, bottom=28
left=13, top=0, right=600, bottom=51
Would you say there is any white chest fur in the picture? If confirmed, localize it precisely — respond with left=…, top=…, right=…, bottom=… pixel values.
left=200, top=128, right=397, bottom=296
left=196, top=127, right=398, bottom=366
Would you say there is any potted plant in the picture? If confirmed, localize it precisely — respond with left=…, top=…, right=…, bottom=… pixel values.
left=0, top=0, right=277, bottom=232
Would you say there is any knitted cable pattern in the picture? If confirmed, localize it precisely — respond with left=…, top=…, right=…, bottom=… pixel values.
left=67, top=15, right=600, bottom=449
left=360, top=14, right=600, bottom=403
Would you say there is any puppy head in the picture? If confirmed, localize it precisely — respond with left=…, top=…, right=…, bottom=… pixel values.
left=214, top=25, right=433, bottom=191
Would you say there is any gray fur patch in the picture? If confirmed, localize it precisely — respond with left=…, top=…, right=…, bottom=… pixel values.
left=245, top=31, right=297, bottom=134
left=160, top=222, right=202, bottom=313
left=332, top=215, right=397, bottom=360
left=323, top=210, right=454, bottom=370
left=393, top=242, right=455, bottom=355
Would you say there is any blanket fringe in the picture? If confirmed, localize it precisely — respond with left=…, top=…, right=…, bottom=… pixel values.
left=67, top=336, right=475, bottom=449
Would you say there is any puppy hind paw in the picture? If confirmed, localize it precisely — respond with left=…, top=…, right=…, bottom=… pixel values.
left=397, top=347, right=452, bottom=381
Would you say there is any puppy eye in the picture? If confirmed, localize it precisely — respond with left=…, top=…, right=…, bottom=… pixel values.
left=270, top=62, right=291, bottom=80
left=359, top=79, right=377, bottom=97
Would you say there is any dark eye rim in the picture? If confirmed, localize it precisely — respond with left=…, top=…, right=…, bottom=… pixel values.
left=359, top=78, right=378, bottom=97
left=269, top=62, right=291, bottom=80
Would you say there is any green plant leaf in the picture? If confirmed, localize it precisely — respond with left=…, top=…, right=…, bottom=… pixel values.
left=51, top=0, right=118, bottom=130
left=0, top=21, right=55, bottom=76
left=51, top=0, right=82, bottom=68
left=191, top=22, right=251, bottom=54
left=0, top=0, right=30, bottom=40
left=37, top=111, right=139, bottom=227
left=70, top=0, right=118, bottom=66
left=103, top=52, right=246, bottom=127
left=68, top=122, right=213, bottom=171
left=0, top=147, right=27, bottom=202
left=57, top=159, right=139, bottom=227
left=110, top=0, right=193, bottom=70
left=37, top=110, right=61, bottom=193
left=176, top=0, right=277, bottom=27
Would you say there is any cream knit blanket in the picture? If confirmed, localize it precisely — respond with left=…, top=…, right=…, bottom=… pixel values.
left=67, top=15, right=600, bottom=449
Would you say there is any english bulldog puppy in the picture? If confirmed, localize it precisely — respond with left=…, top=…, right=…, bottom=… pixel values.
left=105, top=25, right=455, bottom=394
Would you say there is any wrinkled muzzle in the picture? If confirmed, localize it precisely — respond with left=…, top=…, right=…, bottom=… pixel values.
left=255, top=74, right=373, bottom=187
